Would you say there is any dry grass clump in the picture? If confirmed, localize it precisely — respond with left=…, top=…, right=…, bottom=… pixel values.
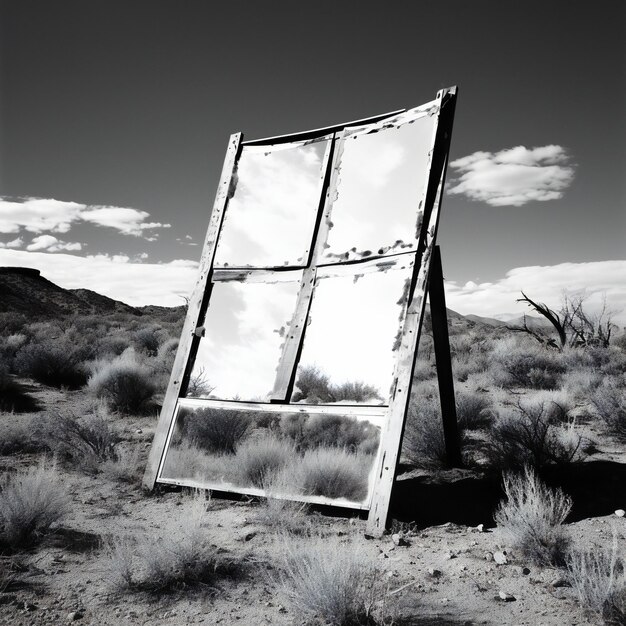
left=566, top=537, right=626, bottom=625
left=88, top=352, right=157, bottom=414
left=0, top=418, right=47, bottom=456
left=104, top=495, right=241, bottom=594
left=591, top=378, right=626, bottom=440
left=100, top=445, right=145, bottom=484
left=234, top=434, right=296, bottom=488
left=295, top=448, right=371, bottom=502
left=0, top=462, right=70, bottom=552
left=494, top=467, right=572, bottom=566
left=275, top=535, right=386, bottom=625
left=486, top=398, right=585, bottom=471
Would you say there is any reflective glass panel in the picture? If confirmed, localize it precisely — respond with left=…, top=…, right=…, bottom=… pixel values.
left=160, top=403, right=383, bottom=507
left=293, top=258, right=414, bottom=405
left=186, top=273, right=302, bottom=401
left=322, top=113, right=436, bottom=262
left=214, top=138, right=329, bottom=268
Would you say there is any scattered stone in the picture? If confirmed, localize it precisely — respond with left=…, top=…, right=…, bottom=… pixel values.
left=494, top=551, right=508, bottom=565
left=243, top=531, right=257, bottom=542
left=427, top=568, right=442, bottom=578
left=484, top=552, right=494, bottom=561
left=444, top=551, right=457, bottom=560
left=498, top=591, right=516, bottom=602
left=550, top=576, right=570, bottom=588
left=522, top=567, right=531, bottom=575
left=67, top=611, right=84, bottom=621
left=615, top=509, right=625, bottom=518
left=472, top=524, right=484, bottom=533
left=391, top=533, right=408, bottom=547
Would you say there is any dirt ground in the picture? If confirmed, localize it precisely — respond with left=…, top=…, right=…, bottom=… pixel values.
left=1, top=382, right=625, bottom=626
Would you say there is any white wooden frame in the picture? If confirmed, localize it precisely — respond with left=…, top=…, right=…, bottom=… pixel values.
left=143, top=88, right=457, bottom=536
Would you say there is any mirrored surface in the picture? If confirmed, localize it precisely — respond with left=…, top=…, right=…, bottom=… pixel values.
left=214, top=138, right=329, bottom=268
left=186, top=274, right=302, bottom=401
left=293, top=259, right=414, bottom=405
left=160, top=403, right=382, bottom=507
left=322, top=114, right=436, bottom=263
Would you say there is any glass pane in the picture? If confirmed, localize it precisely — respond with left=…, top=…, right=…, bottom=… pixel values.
left=214, top=138, right=329, bottom=268
left=160, top=403, right=382, bottom=507
left=293, top=259, right=414, bottom=405
left=186, top=274, right=302, bottom=401
left=322, top=113, right=436, bottom=263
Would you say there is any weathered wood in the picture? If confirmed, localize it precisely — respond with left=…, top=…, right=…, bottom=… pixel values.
left=142, top=132, right=243, bottom=490
left=428, top=245, right=462, bottom=467
left=366, top=87, right=458, bottom=535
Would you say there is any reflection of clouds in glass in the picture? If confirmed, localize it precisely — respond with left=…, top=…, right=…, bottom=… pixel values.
left=214, top=141, right=328, bottom=267
left=191, top=277, right=301, bottom=400
left=324, top=116, right=435, bottom=261
left=297, top=266, right=412, bottom=400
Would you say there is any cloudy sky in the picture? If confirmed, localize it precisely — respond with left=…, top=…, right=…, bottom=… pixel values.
left=0, top=1, right=624, bottom=323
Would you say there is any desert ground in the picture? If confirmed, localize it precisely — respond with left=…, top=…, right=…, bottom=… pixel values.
left=1, top=270, right=625, bottom=625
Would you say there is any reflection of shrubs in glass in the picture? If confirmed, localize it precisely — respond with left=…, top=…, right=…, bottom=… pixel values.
left=292, top=365, right=381, bottom=404
left=176, top=408, right=251, bottom=454
left=296, top=448, right=370, bottom=501
left=235, top=435, right=296, bottom=487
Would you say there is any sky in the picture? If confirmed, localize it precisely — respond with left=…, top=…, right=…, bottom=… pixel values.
left=0, top=0, right=625, bottom=324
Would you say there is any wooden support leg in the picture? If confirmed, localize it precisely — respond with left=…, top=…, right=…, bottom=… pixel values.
left=428, top=245, right=462, bottom=468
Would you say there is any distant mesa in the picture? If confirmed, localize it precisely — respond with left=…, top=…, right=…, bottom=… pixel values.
left=0, top=266, right=41, bottom=278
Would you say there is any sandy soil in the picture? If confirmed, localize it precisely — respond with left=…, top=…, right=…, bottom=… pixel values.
left=1, top=382, right=625, bottom=626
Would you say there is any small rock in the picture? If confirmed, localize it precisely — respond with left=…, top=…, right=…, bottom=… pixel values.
left=498, top=591, right=516, bottom=602
left=522, top=567, right=531, bottom=575
left=444, top=551, right=457, bottom=560
left=494, top=551, right=508, bottom=565
left=615, top=509, right=625, bottom=518
left=135, top=429, right=143, bottom=434
left=243, top=532, right=256, bottom=542
left=391, top=533, right=408, bottom=547
left=484, top=552, right=494, bottom=561
left=550, top=576, right=570, bottom=588
left=427, top=568, right=442, bottom=578
left=473, top=524, right=484, bottom=533
left=67, top=611, right=84, bottom=621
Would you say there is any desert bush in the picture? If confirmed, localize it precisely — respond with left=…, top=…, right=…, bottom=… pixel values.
left=276, top=535, right=386, bottom=626
left=401, top=393, right=447, bottom=469
left=455, top=389, right=494, bottom=430
left=0, top=418, right=47, bottom=456
left=0, top=333, right=27, bottom=370
left=491, top=338, right=566, bottom=389
left=412, top=357, right=435, bottom=382
left=88, top=353, right=157, bottom=414
left=566, top=537, right=626, bottom=625
left=486, top=399, right=585, bottom=471
left=494, top=467, right=572, bottom=566
left=235, top=435, right=296, bottom=487
left=104, top=495, right=239, bottom=593
left=591, top=379, right=626, bottom=441
left=176, top=407, right=251, bottom=454
left=0, top=462, right=70, bottom=552
left=561, top=368, right=604, bottom=400
left=14, top=338, right=90, bottom=389
left=0, top=365, right=40, bottom=412
left=132, top=325, right=164, bottom=356
left=295, top=448, right=371, bottom=502
left=292, top=366, right=382, bottom=404
left=96, top=334, right=132, bottom=358
left=36, top=411, right=119, bottom=469
left=101, top=445, right=144, bottom=484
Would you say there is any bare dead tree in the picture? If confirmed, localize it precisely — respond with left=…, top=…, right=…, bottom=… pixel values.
left=509, top=292, right=618, bottom=350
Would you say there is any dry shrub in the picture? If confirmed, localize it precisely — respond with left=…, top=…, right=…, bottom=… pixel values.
left=176, top=407, right=251, bottom=454
left=234, top=434, right=296, bottom=488
left=591, top=378, right=626, bottom=441
left=487, top=398, right=585, bottom=471
left=0, top=462, right=70, bottom=552
left=185, top=366, right=216, bottom=397
left=101, top=445, right=145, bottom=484
left=566, top=536, right=626, bottom=625
left=494, top=467, right=572, bottom=566
left=455, top=389, right=494, bottom=430
left=292, top=366, right=381, bottom=404
left=276, top=535, right=386, bottom=626
left=14, top=338, right=90, bottom=389
left=0, top=418, right=47, bottom=456
left=88, top=351, right=157, bottom=414
left=103, top=495, right=240, bottom=594
left=132, top=325, right=164, bottom=356
left=294, top=448, right=371, bottom=502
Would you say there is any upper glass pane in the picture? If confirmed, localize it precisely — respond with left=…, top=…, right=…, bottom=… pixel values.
left=213, top=138, right=330, bottom=268
left=186, top=272, right=302, bottom=401
left=322, top=111, right=436, bottom=263
left=293, top=257, right=414, bottom=405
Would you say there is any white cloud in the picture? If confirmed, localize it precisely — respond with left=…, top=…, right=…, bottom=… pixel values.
left=448, top=145, right=575, bottom=206
left=0, top=237, right=24, bottom=249
left=0, top=197, right=170, bottom=238
left=445, top=260, right=626, bottom=326
left=26, top=235, right=83, bottom=252
left=0, top=249, right=198, bottom=307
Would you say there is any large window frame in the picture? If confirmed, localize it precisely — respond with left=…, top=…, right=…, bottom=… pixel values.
left=143, top=87, right=457, bottom=535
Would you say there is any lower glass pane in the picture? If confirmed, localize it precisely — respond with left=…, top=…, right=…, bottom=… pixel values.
left=159, top=402, right=383, bottom=508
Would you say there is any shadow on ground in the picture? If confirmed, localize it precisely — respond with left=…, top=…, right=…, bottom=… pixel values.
left=391, top=461, right=626, bottom=527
